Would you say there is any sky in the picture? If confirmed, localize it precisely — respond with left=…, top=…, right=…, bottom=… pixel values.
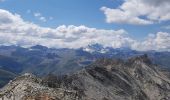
left=0, top=0, right=170, bottom=51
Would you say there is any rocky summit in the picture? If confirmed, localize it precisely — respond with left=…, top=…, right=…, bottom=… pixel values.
left=0, top=73, right=78, bottom=100
left=0, top=55, right=170, bottom=100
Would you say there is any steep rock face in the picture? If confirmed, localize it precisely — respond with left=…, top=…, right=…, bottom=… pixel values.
left=1, top=55, right=170, bottom=100
left=42, top=55, right=170, bottom=100
left=0, top=73, right=79, bottom=100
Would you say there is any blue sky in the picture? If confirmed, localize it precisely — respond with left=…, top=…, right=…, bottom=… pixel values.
left=0, top=0, right=169, bottom=39
left=0, top=0, right=170, bottom=51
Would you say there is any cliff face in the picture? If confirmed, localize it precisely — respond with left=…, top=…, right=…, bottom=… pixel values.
left=1, top=55, right=170, bottom=100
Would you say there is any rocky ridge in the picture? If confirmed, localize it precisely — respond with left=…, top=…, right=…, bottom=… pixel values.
left=0, top=73, right=79, bottom=100
left=0, top=55, right=170, bottom=100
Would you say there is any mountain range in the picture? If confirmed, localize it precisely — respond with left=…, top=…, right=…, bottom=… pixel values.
left=0, top=44, right=170, bottom=87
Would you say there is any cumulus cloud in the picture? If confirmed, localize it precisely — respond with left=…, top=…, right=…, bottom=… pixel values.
left=0, top=9, right=134, bottom=49
left=0, top=9, right=169, bottom=51
left=132, top=32, right=170, bottom=51
left=101, top=0, right=170, bottom=25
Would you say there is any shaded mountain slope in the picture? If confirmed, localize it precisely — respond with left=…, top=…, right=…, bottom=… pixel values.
left=0, top=69, right=17, bottom=88
left=0, top=55, right=22, bottom=73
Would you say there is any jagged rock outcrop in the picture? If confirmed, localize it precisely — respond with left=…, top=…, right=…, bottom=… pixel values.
left=0, top=73, right=79, bottom=100
left=1, top=55, right=170, bottom=100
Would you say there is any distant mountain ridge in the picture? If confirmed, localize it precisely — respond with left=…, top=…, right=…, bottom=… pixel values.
left=0, top=44, right=170, bottom=87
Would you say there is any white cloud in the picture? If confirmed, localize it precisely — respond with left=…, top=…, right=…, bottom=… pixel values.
left=132, top=32, right=170, bottom=51
left=101, top=0, right=170, bottom=25
left=34, top=12, right=41, bottom=17
left=39, top=16, right=47, bottom=22
left=0, top=9, right=169, bottom=51
left=33, top=12, right=47, bottom=22
left=0, top=9, right=133, bottom=49
left=33, top=12, right=53, bottom=22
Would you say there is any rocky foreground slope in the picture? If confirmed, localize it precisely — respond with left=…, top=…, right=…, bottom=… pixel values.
left=0, top=55, right=170, bottom=100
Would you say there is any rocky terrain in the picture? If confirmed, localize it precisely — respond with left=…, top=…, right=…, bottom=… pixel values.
left=0, top=73, right=79, bottom=100
left=0, top=55, right=170, bottom=100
